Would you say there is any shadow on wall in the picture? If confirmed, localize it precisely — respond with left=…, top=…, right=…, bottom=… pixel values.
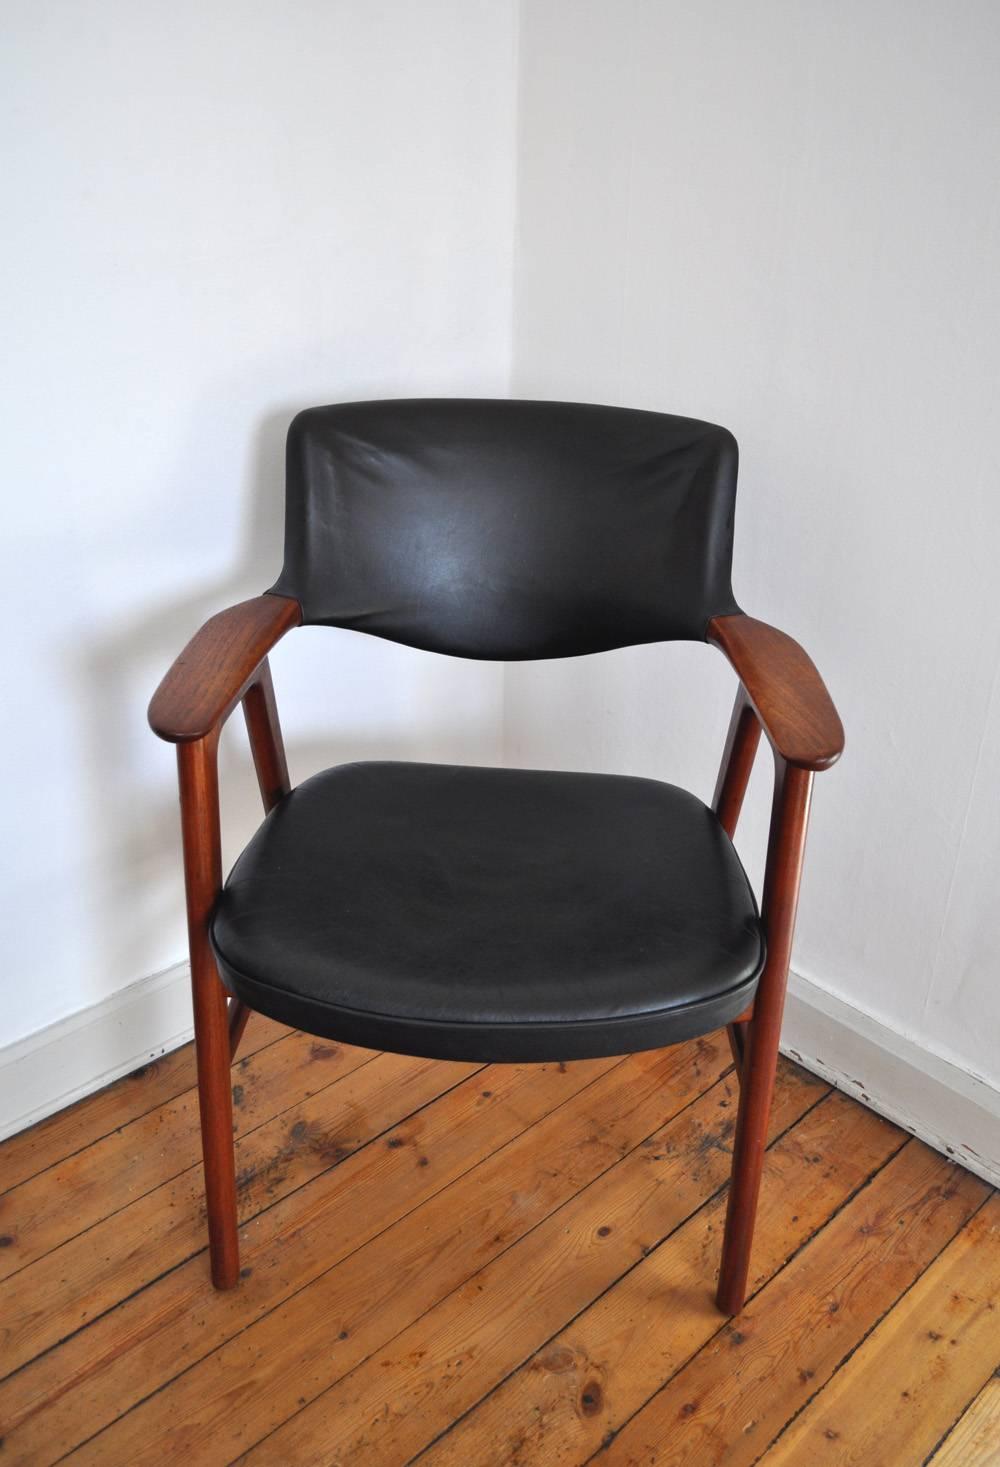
left=74, top=389, right=499, bottom=997
left=75, top=399, right=291, bottom=989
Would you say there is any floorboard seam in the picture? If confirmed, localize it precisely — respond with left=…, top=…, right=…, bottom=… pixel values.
left=0, top=1027, right=295, bottom=1198
left=57, top=1054, right=643, bottom=1462
left=568, top=1127, right=917, bottom=1467
left=742, top=1182, right=994, bottom=1465
left=0, top=1057, right=484, bottom=1394
left=407, top=1079, right=836, bottom=1467
left=222, top=1054, right=749, bottom=1467
left=921, top=1355, right=1000, bottom=1466
left=0, top=1047, right=383, bottom=1285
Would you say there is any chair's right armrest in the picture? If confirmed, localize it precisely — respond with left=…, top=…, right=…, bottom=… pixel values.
left=148, top=593, right=301, bottom=743
left=707, top=613, right=844, bottom=772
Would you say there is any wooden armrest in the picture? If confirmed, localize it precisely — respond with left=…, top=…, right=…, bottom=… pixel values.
left=707, top=613, right=844, bottom=771
left=148, top=593, right=301, bottom=742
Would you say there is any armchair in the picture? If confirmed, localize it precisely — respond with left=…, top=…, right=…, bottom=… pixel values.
left=149, top=399, right=843, bottom=1315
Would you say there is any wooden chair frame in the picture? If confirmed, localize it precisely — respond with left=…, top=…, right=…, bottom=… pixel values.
left=149, top=591, right=843, bottom=1312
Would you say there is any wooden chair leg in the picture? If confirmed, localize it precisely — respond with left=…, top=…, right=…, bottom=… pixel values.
left=192, top=949, right=240, bottom=1290
left=716, top=761, right=813, bottom=1315
left=228, top=997, right=252, bottom=1059
left=716, top=1012, right=782, bottom=1314
left=170, top=667, right=289, bottom=1286
left=178, top=733, right=240, bottom=1290
left=726, top=1017, right=748, bottom=1076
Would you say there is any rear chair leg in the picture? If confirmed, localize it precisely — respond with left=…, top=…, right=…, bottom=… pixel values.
left=726, top=1017, right=749, bottom=1076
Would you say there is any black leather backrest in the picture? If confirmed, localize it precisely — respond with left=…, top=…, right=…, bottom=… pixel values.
left=270, top=398, right=741, bottom=659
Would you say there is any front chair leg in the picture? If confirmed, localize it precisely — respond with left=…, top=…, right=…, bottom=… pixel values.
left=716, top=760, right=813, bottom=1315
left=716, top=1011, right=782, bottom=1314
left=192, top=953, right=240, bottom=1289
left=178, top=733, right=240, bottom=1289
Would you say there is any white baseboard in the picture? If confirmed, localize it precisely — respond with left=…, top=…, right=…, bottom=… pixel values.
left=2, top=962, right=998, bottom=1190
left=0, top=962, right=194, bottom=1143
left=782, top=971, right=1000, bottom=1189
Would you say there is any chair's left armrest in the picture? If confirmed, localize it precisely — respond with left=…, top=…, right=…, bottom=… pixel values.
left=148, top=593, right=301, bottom=743
left=707, top=613, right=845, bottom=772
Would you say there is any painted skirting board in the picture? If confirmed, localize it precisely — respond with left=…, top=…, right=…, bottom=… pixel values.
left=1, top=962, right=998, bottom=1190
left=0, top=961, right=194, bottom=1144
left=782, top=972, right=1000, bottom=1189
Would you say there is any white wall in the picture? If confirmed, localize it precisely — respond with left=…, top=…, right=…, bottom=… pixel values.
left=1, top=0, right=517, bottom=1052
left=508, top=0, right=1000, bottom=1098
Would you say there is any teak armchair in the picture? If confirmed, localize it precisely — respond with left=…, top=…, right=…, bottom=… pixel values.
left=149, top=399, right=843, bottom=1315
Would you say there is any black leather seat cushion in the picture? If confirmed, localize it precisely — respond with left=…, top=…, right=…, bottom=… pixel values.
left=211, top=762, right=764, bottom=1063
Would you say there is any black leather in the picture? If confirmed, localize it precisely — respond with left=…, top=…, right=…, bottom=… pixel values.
left=270, top=399, right=740, bottom=659
left=211, top=762, right=764, bottom=1063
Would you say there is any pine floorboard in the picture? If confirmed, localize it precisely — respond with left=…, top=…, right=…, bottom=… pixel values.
left=0, top=1022, right=996, bottom=1465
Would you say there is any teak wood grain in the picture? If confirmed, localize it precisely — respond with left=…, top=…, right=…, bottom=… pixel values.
left=229, top=651, right=292, bottom=1057
left=151, top=594, right=300, bottom=1285
left=1, top=1026, right=996, bottom=1466
left=715, top=757, right=813, bottom=1313
left=147, top=592, right=301, bottom=743
left=708, top=612, right=845, bottom=771
left=176, top=729, right=240, bottom=1287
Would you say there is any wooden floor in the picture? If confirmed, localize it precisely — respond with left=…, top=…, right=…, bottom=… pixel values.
left=1, top=1019, right=999, bottom=1465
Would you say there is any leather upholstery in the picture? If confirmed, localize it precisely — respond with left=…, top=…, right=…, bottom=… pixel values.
left=211, top=762, right=764, bottom=1063
left=269, top=398, right=741, bottom=659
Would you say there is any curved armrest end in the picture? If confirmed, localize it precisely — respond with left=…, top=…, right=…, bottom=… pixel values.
left=708, top=613, right=845, bottom=771
left=148, top=593, right=301, bottom=743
